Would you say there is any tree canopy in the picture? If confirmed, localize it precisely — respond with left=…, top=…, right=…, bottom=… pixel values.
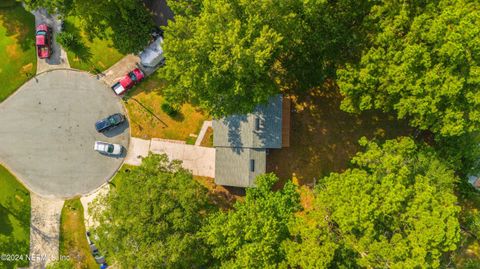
left=161, top=0, right=372, bottom=116
left=23, top=0, right=153, bottom=53
left=90, top=154, right=211, bottom=268
left=338, top=0, right=480, bottom=137
left=306, top=137, right=461, bottom=268
left=200, top=174, right=301, bottom=268
left=161, top=0, right=288, bottom=117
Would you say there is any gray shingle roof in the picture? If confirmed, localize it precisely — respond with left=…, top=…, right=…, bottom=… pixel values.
left=213, top=95, right=283, bottom=187
left=213, top=95, right=283, bottom=149
left=215, top=148, right=266, bottom=187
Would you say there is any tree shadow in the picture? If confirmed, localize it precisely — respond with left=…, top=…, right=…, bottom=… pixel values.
left=279, top=0, right=374, bottom=93
left=62, top=19, right=93, bottom=64
left=267, top=81, right=413, bottom=185
left=0, top=4, right=36, bottom=51
left=0, top=205, right=13, bottom=236
left=3, top=189, right=30, bottom=226
left=0, top=190, right=30, bottom=268
left=170, top=110, right=185, bottom=122
left=0, top=237, right=30, bottom=268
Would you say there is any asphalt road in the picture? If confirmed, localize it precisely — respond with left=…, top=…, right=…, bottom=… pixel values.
left=0, top=70, right=129, bottom=198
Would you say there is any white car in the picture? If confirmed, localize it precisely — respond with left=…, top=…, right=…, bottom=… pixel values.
left=94, top=141, right=122, bottom=156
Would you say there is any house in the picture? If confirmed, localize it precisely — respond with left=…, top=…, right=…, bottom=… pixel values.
left=213, top=94, right=290, bottom=187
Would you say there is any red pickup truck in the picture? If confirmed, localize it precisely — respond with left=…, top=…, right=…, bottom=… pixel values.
left=35, top=24, right=52, bottom=59
left=111, top=68, right=145, bottom=95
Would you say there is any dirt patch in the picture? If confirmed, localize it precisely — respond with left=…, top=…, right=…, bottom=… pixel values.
left=194, top=176, right=244, bottom=210
left=6, top=43, right=19, bottom=59
left=21, top=63, right=34, bottom=74
left=200, top=127, right=214, bottom=147
left=267, top=82, right=412, bottom=185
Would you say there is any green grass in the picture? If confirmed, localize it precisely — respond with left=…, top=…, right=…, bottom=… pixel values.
left=59, top=199, right=97, bottom=269
left=0, top=165, right=31, bottom=269
left=0, top=3, right=37, bottom=102
left=63, top=16, right=124, bottom=73
left=125, top=72, right=210, bottom=141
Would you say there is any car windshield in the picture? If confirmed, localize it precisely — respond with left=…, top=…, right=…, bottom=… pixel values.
left=37, top=30, right=46, bottom=35
left=107, top=145, right=114, bottom=153
left=109, top=117, right=116, bottom=124
left=129, top=72, right=137, bottom=81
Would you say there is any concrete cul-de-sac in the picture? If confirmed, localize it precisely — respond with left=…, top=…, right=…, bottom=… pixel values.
left=0, top=69, right=129, bottom=198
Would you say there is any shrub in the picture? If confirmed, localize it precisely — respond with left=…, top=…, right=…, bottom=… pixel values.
left=56, top=32, right=78, bottom=50
left=161, top=102, right=178, bottom=117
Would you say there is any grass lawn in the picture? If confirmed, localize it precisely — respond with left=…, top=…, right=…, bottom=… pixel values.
left=0, top=3, right=36, bottom=102
left=125, top=73, right=210, bottom=141
left=267, top=83, right=412, bottom=185
left=59, top=199, right=97, bottom=269
left=0, top=165, right=31, bottom=269
left=63, top=16, right=124, bottom=73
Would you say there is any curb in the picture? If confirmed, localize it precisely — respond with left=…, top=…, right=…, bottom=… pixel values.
left=0, top=69, right=131, bottom=200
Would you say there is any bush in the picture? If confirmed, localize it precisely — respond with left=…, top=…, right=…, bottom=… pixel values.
left=161, top=102, right=178, bottom=117
left=56, top=32, right=78, bottom=50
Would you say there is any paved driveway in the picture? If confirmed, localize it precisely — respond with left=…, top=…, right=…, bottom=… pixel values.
left=100, top=54, right=141, bottom=86
left=0, top=70, right=129, bottom=198
left=32, top=8, right=70, bottom=73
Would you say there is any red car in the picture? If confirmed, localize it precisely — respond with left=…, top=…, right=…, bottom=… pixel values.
left=111, top=68, right=145, bottom=95
left=35, top=24, right=52, bottom=59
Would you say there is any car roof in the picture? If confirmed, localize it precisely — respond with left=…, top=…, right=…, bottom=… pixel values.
left=120, top=75, right=133, bottom=87
left=36, top=35, right=46, bottom=45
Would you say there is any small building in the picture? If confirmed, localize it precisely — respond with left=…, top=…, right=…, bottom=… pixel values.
left=213, top=94, right=290, bottom=187
left=139, top=37, right=165, bottom=68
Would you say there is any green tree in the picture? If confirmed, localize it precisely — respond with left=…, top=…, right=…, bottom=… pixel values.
left=73, top=0, right=153, bottom=54
left=162, top=0, right=374, bottom=116
left=283, top=204, right=342, bottom=269
left=314, top=137, right=460, bottom=268
left=22, top=0, right=73, bottom=13
left=23, top=0, right=153, bottom=53
left=338, top=0, right=480, bottom=137
left=200, top=174, right=301, bottom=268
left=90, top=154, right=212, bottom=268
left=162, top=0, right=289, bottom=117
left=56, top=32, right=78, bottom=50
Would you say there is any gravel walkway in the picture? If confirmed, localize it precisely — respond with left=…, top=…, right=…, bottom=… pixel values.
left=29, top=194, right=64, bottom=269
